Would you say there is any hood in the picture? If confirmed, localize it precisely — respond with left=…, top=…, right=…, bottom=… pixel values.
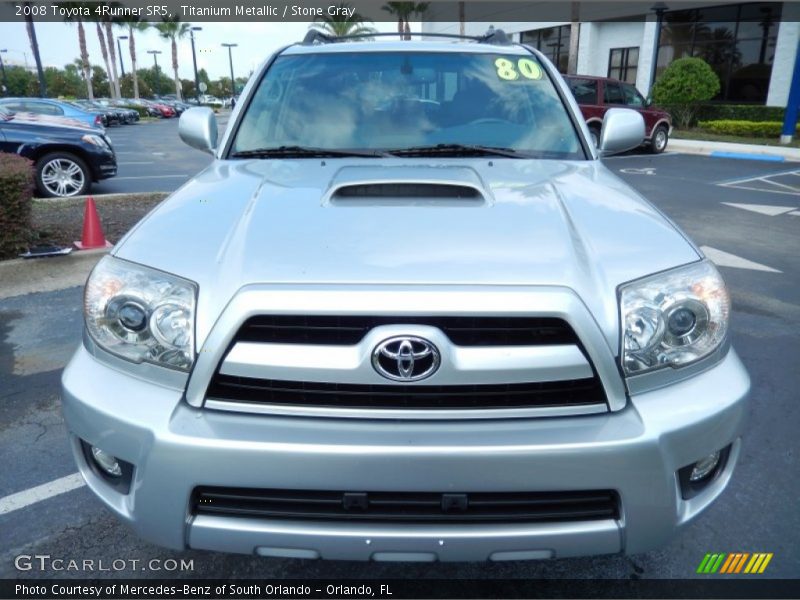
left=115, top=159, right=700, bottom=347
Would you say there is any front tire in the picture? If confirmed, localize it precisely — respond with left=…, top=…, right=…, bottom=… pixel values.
left=650, top=125, right=669, bottom=154
left=35, top=152, right=91, bottom=198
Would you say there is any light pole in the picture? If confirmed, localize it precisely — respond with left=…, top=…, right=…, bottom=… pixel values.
left=147, top=50, right=162, bottom=97
left=117, top=36, right=127, bottom=78
left=648, top=2, right=668, bottom=98
left=0, top=49, right=8, bottom=97
left=190, top=26, right=202, bottom=103
left=221, top=43, right=237, bottom=98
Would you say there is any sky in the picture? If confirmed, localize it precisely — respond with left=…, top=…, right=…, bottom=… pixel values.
left=0, top=20, right=409, bottom=81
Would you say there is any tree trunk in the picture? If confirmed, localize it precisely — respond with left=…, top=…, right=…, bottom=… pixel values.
left=95, top=22, right=113, bottom=98
left=104, top=21, right=120, bottom=98
left=129, top=27, right=139, bottom=99
left=77, top=20, right=94, bottom=99
left=404, top=20, right=411, bottom=41
left=458, top=2, right=465, bottom=36
left=24, top=11, right=46, bottom=97
left=171, top=38, right=181, bottom=100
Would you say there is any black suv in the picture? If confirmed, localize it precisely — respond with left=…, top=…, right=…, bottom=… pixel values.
left=0, top=106, right=117, bottom=197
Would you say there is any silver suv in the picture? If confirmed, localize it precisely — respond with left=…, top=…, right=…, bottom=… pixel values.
left=62, top=31, right=749, bottom=562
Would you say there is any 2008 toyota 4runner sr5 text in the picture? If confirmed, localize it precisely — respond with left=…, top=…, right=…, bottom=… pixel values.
left=62, top=30, right=749, bottom=562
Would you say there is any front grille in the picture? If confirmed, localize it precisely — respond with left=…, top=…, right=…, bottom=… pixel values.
left=234, top=315, right=578, bottom=346
left=192, top=487, right=619, bottom=523
left=206, top=376, right=607, bottom=409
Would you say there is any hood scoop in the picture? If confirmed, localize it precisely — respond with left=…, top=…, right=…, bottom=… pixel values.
left=323, top=165, right=491, bottom=207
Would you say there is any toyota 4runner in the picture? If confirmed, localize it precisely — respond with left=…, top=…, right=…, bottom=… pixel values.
left=62, top=30, right=749, bottom=562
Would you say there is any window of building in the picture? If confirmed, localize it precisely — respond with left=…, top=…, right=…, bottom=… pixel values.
left=608, top=47, right=639, bottom=84
left=656, top=2, right=781, bottom=103
left=521, top=25, right=571, bottom=73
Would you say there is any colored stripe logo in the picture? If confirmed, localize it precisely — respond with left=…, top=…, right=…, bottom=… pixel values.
left=697, top=553, right=773, bottom=574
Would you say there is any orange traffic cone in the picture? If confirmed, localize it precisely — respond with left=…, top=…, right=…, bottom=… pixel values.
left=74, top=196, right=112, bottom=250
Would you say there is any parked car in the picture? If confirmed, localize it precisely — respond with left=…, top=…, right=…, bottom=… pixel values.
left=93, top=99, right=139, bottom=124
left=63, top=33, right=747, bottom=561
left=0, top=105, right=116, bottom=197
left=71, top=99, right=123, bottom=126
left=564, top=75, right=672, bottom=153
left=0, top=97, right=104, bottom=130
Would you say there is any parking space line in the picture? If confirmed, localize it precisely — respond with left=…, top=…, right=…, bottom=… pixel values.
left=718, top=184, right=800, bottom=197
left=0, top=473, right=85, bottom=516
left=716, top=168, right=800, bottom=186
left=761, top=178, right=800, bottom=193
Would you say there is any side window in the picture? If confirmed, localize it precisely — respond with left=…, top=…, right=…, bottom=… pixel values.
left=4, top=102, right=25, bottom=112
left=567, top=79, right=598, bottom=104
left=603, top=82, right=624, bottom=105
left=26, top=102, right=61, bottom=116
left=622, top=84, right=645, bottom=107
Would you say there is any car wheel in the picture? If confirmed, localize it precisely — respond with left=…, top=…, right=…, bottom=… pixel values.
left=588, top=125, right=601, bottom=149
left=650, top=125, right=669, bottom=154
left=35, top=152, right=91, bottom=198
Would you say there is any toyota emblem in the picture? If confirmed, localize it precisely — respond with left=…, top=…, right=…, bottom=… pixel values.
left=372, top=336, right=440, bottom=382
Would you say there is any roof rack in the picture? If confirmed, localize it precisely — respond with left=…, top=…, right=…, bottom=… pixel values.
left=301, top=28, right=513, bottom=46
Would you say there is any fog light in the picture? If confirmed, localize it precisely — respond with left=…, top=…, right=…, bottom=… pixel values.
left=90, top=446, right=122, bottom=477
left=689, top=450, right=721, bottom=482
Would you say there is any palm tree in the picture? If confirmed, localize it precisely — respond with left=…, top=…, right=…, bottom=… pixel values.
left=23, top=4, right=47, bottom=96
left=117, top=18, right=148, bottom=98
left=155, top=17, right=190, bottom=100
left=104, top=19, right=121, bottom=98
left=58, top=3, right=94, bottom=99
left=313, top=3, right=376, bottom=37
left=382, top=2, right=429, bottom=40
left=94, top=20, right=115, bottom=97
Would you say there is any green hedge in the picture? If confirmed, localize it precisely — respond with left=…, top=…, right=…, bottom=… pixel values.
left=695, top=104, right=785, bottom=123
left=117, top=104, right=149, bottom=117
left=0, top=153, right=35, bottom=259
left=696, top=120, right=798, bottom=137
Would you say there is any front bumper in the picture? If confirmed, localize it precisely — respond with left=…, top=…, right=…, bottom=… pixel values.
left=61, top=345, right=749, bottom=561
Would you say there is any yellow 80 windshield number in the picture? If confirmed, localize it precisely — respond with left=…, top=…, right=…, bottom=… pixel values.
left=495, top=57, right=543, bottom=81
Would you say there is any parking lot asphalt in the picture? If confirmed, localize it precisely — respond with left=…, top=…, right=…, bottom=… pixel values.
left=2, top=135, right=799, bottom=580
left=90, top=116, right=221, bottom=196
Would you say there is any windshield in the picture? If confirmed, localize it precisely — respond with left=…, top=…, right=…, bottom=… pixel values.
left=231, top=51, right=583, bottom=159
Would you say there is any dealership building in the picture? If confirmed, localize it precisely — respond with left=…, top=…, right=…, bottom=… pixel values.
left=421, top=2, right=799, bottom=107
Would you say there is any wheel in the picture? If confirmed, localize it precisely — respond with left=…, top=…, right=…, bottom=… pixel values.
left=35, top=152, right=91, bottom=198
left=588, top=125, right=601, bottom=149
left=649, top=125, right=669, bottom=154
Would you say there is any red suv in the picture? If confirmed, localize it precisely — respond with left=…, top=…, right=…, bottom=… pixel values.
left=564, top=75, right=672, bottom=154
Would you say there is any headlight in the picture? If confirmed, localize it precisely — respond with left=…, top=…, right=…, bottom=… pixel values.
left=619, top=260, right=729, bottom=375
left=84, top=256, right=197, bottom=371
left=81, top=134, right=110, bottom=149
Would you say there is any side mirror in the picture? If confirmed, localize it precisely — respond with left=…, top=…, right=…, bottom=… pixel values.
left=598, top=108, right=645, bottom=156
left=645, top=97, right=653, bottom=107
left=179, top=107, right=217, bottom=154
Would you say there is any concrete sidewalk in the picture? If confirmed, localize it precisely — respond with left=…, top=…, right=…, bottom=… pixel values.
left=669, top=138, right=800, bottom=162
left=0, top=248, right=108, bottom=300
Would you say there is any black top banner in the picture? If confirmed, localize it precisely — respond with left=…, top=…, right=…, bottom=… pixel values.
left=3, top=579, right=800, bottom=600
left=0, top=0, right=795, bottom=23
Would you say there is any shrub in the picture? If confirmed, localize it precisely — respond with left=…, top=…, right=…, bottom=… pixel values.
left=0, top=153, right=35, bottom=259
left=118, top=104, right=149, bottom=118
left=696, top=104, right=785, bottom=123
left=652, top=58, right=721, bottom=129
left=697, top=120, right=798, bottom=138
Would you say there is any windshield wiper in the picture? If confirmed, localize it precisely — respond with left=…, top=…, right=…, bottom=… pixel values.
left=231, top=146, right=389, bottom=159
left=387, top=143, right=524, bottom=158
